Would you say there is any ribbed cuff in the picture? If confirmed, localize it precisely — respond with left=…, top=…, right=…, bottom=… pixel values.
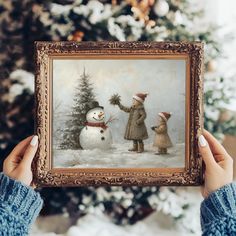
left=200, top=182, right=236, bottom=227
left=0, top=172, right=43, bottom=225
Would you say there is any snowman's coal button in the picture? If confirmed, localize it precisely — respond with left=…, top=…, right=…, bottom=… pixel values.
left=100, top=130, right=104, bottom=133
left=101, top=137, right=105, bottom=141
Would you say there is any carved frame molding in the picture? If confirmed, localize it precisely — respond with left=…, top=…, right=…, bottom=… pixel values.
left=34, top=41, right=204, bottom=187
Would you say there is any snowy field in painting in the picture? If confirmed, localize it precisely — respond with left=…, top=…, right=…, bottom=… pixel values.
left=53, top=143, right=185, bottom=168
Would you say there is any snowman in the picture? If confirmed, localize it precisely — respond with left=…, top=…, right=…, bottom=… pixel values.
left=79, top=101, right=112, bottom=150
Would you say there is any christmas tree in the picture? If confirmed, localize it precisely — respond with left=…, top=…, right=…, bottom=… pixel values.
left=0, top=0, right=235, bottom=233
left=60, top=68, right=96, bottom=149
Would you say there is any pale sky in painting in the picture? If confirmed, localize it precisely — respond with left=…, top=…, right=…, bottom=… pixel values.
left=53, top=59, right=186, bottom=144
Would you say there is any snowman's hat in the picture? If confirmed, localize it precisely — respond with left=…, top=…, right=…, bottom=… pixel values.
left=86, top=101, right=104, bottom=114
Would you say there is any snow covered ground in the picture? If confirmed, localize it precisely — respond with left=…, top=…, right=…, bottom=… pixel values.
left=53, top=143, right=185, bottom=168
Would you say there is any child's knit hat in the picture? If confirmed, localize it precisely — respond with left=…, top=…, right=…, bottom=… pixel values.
left=158, top=112, right=172, bottom=122
left=133, top=93, right=148, bottom=103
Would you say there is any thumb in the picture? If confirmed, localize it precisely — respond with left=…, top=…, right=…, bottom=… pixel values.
left=19, top=135, right=38, bottom=168
left=198, top=135, right=217, bottom=168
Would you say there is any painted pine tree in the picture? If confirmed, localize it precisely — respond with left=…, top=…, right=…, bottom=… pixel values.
left=60, top=68, right=95, bottom=149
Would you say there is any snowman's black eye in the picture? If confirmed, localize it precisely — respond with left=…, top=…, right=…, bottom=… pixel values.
left=94, top=113, right=96, bottom=114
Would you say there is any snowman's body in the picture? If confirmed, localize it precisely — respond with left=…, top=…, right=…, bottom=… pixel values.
left=80, top=107, right=112, bottom=150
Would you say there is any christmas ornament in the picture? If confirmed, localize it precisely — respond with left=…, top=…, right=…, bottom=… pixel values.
left=154, top=0, right=169, bottom=17
left=218, top=109, right=232, bottom=123
left=127, top=0, right=155, bottom=22
left=146, top=19, right=156, bottom=27
left=67, top=30, right=84, bottom=42
left=151, top=112, right=173, bottom=155
left=79, top=101, right=112, bottom=150
left=173, top=10, right=183, bottom=25
left=110, top=92, right=148, bottom=153
left=207, top=60, right=217, bottom=72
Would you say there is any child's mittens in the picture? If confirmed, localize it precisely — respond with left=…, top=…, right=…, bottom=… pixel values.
left=155, top=125, right=165, bottom=134
left=151, top=126, right=157, bottom=131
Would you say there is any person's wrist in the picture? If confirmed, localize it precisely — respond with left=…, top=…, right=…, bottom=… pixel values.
left=211, top=180, right=233, bottom=195
left=0, top=172, right=43, bottom=225
left=203, top=174, right=234, bottom=198
left=201, top=182, right=236, bottom=220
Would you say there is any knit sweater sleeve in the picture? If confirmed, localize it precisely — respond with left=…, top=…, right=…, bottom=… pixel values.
left=200, top=182, right=236, bottom=235
left=0, top=172, right=43, bottom=236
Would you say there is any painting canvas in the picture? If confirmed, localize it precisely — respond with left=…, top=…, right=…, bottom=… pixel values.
left=52, top=59, right=186, bottom=168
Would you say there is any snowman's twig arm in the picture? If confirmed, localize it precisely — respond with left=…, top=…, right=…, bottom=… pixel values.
left=106, top=115, right=118, bottom=124
left=118, top=103, right=131, bottom=113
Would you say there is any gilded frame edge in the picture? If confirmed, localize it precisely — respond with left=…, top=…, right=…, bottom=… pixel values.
left=33, top=41, right=204, bottom=187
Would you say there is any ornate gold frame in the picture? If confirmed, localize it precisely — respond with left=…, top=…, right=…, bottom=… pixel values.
left=34, top=41, right=204, bottom=187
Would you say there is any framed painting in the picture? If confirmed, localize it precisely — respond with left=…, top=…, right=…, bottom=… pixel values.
left=34, top=41, right=204, bottom=187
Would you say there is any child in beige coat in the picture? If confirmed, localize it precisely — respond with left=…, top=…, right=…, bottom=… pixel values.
left=151, top=112, right=173, bottom=154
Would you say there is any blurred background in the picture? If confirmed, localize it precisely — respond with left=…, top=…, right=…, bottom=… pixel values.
left=0, top=0, right=236, bottom=235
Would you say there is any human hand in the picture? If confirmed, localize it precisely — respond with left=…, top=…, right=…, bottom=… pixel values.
left=3, top=135, right=38, bottom=187
left=198, top=130, right=233, bottom=198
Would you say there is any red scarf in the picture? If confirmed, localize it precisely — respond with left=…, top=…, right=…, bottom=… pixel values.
left=85, top=122, right=108, bottom=130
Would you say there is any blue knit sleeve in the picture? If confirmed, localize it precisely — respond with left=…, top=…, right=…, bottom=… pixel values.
left=200, top=182, right=236, bottom=235
left=0, top=172, right=43, bottom=235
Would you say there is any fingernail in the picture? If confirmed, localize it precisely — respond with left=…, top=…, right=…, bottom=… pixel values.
left=30, top=135, right=38, bottom=146
left=199, top=135, right=207, bottom=147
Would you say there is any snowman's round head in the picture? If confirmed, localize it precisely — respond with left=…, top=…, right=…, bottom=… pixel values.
left=86, top=107, right=105, bottom=123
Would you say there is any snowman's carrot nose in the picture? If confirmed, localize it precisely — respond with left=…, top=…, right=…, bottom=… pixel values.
left=98, top=112, right=104, bottom=118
